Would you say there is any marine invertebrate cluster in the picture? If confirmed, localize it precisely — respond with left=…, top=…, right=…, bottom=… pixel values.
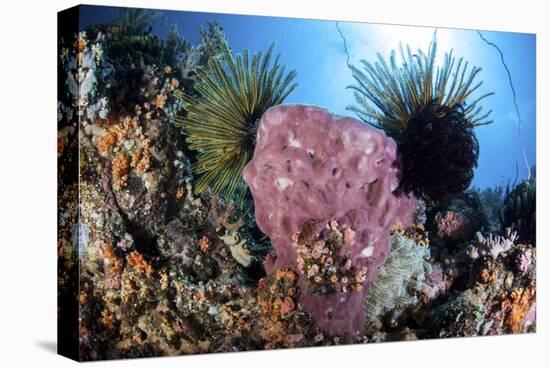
left=97, top=115, right=155, bottom=190
left=76, top=180, right=267, bottom=359
left=348, top=37, right=493, bottom=201
left=257, top=268, right=299, bottom=326
left=433, top=255, right=536, bottom=337
left=293, top=219, right=367, bottom=295
left=175, top=43, right=297, bottom=204
left=60, top=31, right=110, bottom=121
left=391, top=219, right=430, bottom=247
left=257, top=268, right=323, bottom=349
left=243, top=105, right=416, bottom=335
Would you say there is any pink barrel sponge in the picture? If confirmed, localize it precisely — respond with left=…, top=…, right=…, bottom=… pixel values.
left=243, top=105, right=416, bottom=335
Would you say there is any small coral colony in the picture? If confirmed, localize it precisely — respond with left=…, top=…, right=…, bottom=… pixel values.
left=57, top=7, right=536, bottom=361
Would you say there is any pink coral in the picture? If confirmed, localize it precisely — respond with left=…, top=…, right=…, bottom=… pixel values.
left=243, top=105, right=415, bottom=335
left=435, top=210, right=471, bottom=241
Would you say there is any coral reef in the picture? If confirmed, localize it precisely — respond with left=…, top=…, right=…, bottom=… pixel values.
left=433, top=242, right=536, bottom=337
left=59, top=24, right=270, bottom=360
left=243, top=104, right=415, bottom=335
left=174, top=43, right=298, bottom=204
left=57, top=11, right=536, bottom=361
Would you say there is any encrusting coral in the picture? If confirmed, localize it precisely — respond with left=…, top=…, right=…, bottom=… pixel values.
left=175, top=42, right=298, bottom=205
left=347, top=36, right=493, bottom=201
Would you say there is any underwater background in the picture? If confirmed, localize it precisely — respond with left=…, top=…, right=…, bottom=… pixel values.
left=57, top=5, right=536, bottom=361
left=80, top=5, right=536, bottom=189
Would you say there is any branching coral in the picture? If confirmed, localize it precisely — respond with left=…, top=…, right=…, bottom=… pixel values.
left=347, top=35, right=493, bottom=201
left=470, top=227, right=518, bottom=260
left=365, top=234, right=431, bottom=320
left=175, top=43, right=298, bottom=204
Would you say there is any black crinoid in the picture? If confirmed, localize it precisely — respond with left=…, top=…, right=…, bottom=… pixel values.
left=347, top=35, right=494, bottom=202
left=399, top=103, right=479, bottom=200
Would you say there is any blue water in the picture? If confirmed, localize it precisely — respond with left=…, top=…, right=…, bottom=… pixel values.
left=79, top=5, right=536, bottom=190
